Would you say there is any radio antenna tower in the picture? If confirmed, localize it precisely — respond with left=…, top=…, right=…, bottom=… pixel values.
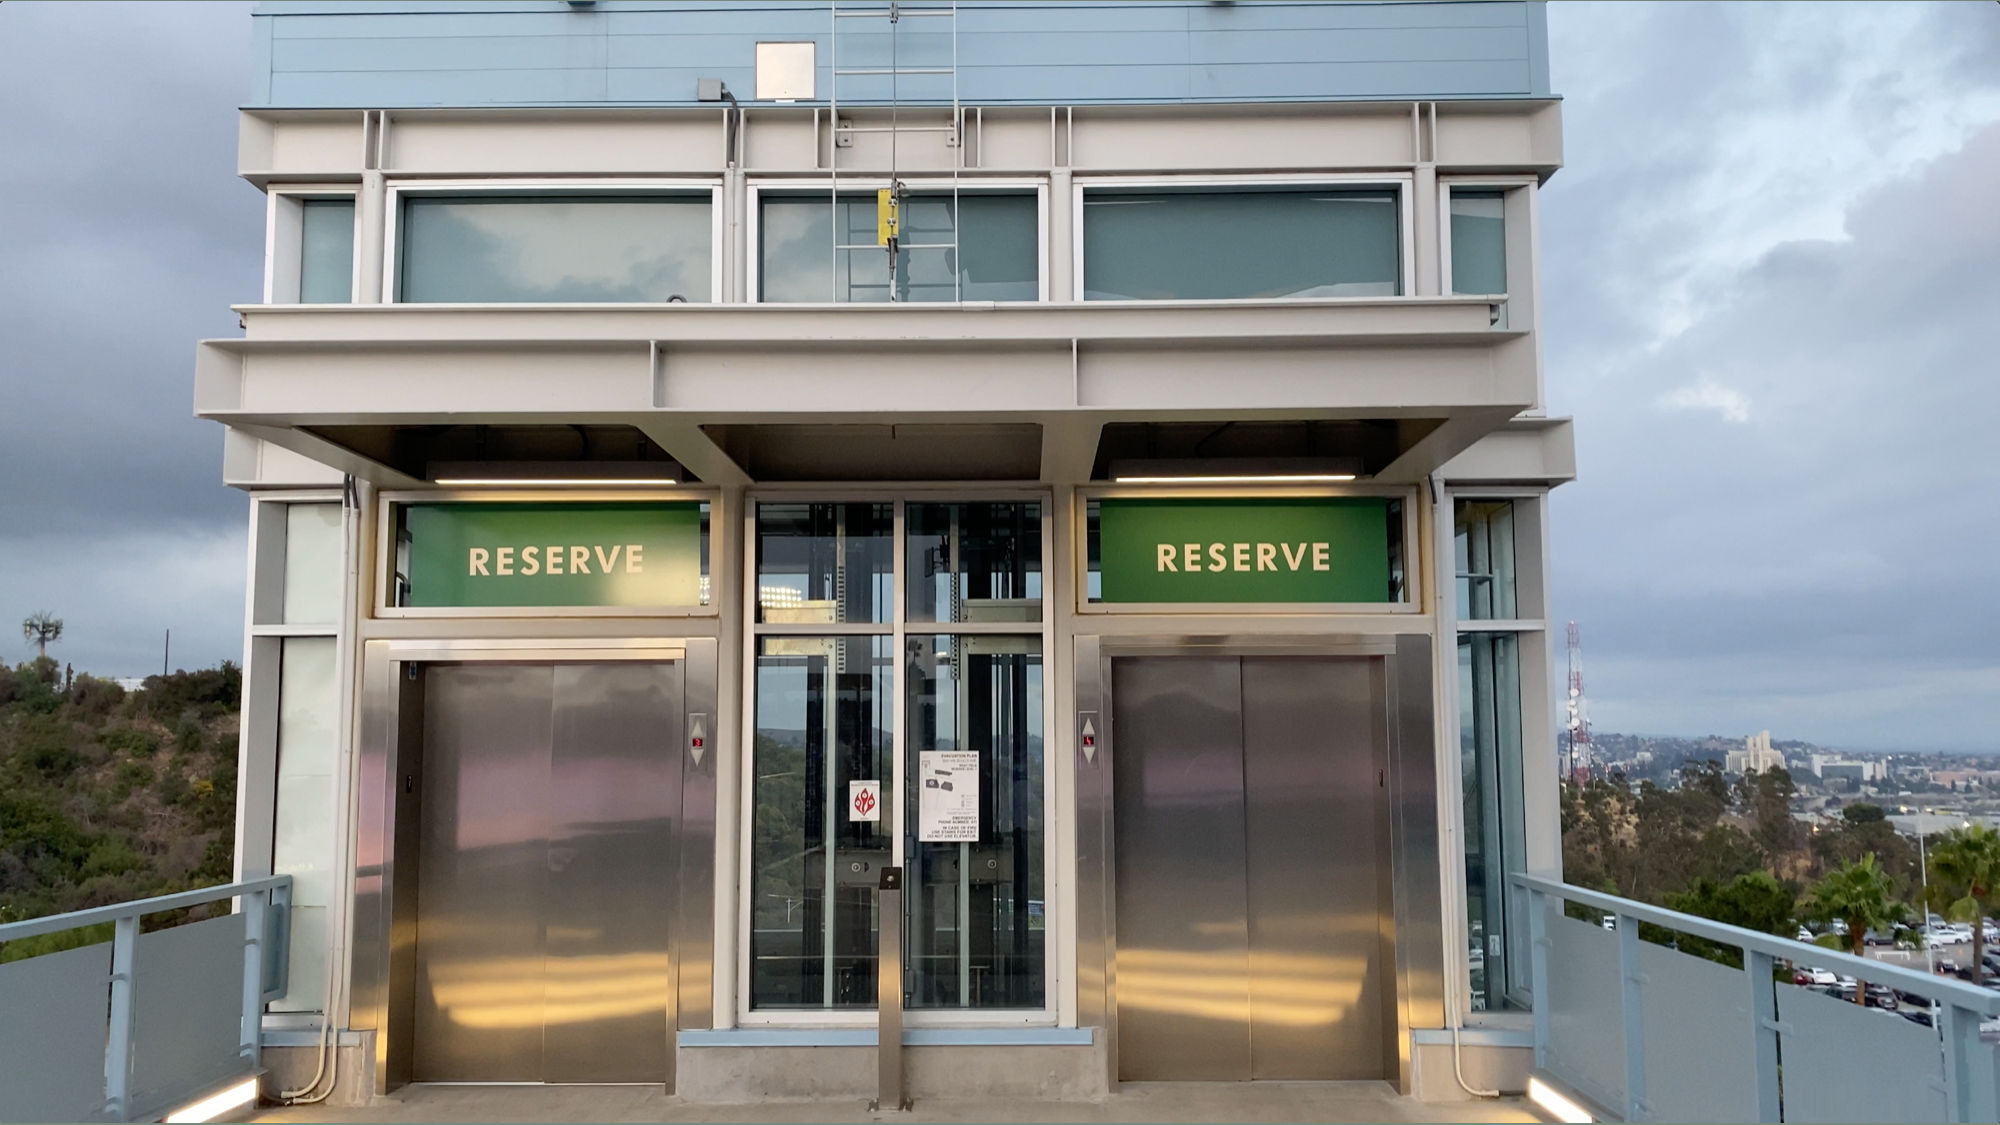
left=1564, top=621, right=1592, bottom=782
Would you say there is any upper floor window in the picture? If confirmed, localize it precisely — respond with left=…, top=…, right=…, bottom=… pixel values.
left=758, top=191, right=1039, bottom=303
left=298, top=200, right=355, bottom=304
left=1455, top=498, right=1518, bottom=620
left=1448, top=189, right=1507, bottom=296
left=395, top=193, right=713, bottom=303
left=1081, top=186, right=1401, bottom=300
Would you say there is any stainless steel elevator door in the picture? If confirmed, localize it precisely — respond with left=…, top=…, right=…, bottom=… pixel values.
left=1111, top=656, right=1385, bottom=1082
left=413, top=662, right=681, bottom=1084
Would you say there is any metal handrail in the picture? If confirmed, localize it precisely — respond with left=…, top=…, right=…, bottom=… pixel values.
left=0, top=876, right=293, bottom=1122
left=1513, top=872, right=2000, bottom=1014
left=1514, top=872, right=2000, bottom=1124
left=0, top=875, right=293, bottom=943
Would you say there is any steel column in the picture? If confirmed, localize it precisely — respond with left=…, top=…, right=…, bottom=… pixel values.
left=875, top=868, right=908, bottom=1112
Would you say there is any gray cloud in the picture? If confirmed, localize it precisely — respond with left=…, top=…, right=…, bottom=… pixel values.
left=0, top=1, right=259, bottom=674
left=1545, top=2, right=2000, bottom=750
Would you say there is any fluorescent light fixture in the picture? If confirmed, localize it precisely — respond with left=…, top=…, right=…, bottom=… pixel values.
left=1527, top=1076, right=1594, bottom=1124
left=1108, top=457, right=1363, bottom=485
left=164, top=1076, right=259, bottom=1123
left=1114, top=473, right=1357, bottom=484
left=428, top=461, right=682, bottom=488
left=432, top=478, right=679, bottom=487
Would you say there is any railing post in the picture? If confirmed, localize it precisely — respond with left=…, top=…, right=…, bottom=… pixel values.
left=1940, top=1002, right=1997, bottom=1123
left=241, top=889, right=269, bottom=1064
left=1527, top=886, right=1550, bottom=1070
left=1617, top=914, right=1647, bottom=1122
left=104, top=913, right=139, bottom=1120
left=265, top=879, right=292, bottom=1000
left=1744, top=950, right=1781, bottom=1123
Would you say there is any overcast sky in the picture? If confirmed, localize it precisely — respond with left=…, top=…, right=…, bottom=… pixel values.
left=0, top=2, right=1995, bottom=751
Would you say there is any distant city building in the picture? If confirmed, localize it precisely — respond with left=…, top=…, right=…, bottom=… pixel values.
left=1725, top=730, right=1786, bottom=775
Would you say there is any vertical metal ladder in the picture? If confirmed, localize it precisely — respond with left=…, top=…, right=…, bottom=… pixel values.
left=829, top=1, right=962, bottom=301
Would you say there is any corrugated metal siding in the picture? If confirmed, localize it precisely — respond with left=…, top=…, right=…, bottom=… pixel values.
left=250, top=0, right=1551, bottom=109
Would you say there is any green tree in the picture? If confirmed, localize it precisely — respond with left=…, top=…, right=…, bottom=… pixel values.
left=1927, top=825, right=2000, bottom=985
left=20, top=613, right=62, bottom=660
left=1800, top=854, right=1906, bottom=1005
left=1665, top=871, right=1796, bottom=968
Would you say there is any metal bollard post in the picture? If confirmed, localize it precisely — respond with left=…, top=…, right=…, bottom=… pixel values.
left=875, top=865, right=909, bottom=1112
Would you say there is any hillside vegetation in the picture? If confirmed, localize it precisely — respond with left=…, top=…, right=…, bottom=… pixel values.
left=0, top=658, right=240, bottom=960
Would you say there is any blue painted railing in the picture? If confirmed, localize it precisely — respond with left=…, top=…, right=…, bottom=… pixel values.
left=0, top=877, right=292, bottom=1123
left=1515, top=872, right=2000, bottom=1123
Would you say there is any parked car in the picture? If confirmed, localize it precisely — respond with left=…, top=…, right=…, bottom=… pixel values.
left=1864, top=929, right=1898, bottom=946
left=1797, top=968, right=1838, bottom=987
left=1600, top=914, right=1616, bottom=931
left=1905, top=1008, right=1937, bottom=1028
left=1796, top=926, right=1815, bottom=942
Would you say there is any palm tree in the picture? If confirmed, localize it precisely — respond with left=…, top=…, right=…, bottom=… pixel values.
left=1928, top=825, right=2000, bottom=985
left=1801, top=853, right=1906, bottom=1005
left=20, top=612, right=62, bottom=659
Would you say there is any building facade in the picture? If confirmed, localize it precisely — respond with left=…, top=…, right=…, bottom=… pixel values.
left=200, top=0, right=1573, bottom=1103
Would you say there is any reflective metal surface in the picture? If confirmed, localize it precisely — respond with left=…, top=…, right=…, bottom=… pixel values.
left=1110, top=657, right=1251, bottom=1081
left=352, top=639, right=702, bottom=1093
left=1081, top=635, right=1427, bottom=1088
left=1240, top=657, right=1384, bottom=1080
left=411, top=662, right=682, bottom=1083
left=545, top=663, right=680, bottom=1082
left=678, top=638, right=719, bottom=1032
left=413, top=664, right=555, bottom=1081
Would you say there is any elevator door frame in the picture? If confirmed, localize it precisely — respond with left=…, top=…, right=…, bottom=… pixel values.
left=351, top=638, right=719, bottom=1094
left=1073, top=634, right=1444, bottom=1094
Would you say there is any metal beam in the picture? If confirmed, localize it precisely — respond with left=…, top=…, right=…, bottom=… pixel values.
left=1371, top=408, right=1521, bottom=484
left=634, top=418, right=753, bottom=487
left=225, top=423, right=424, bottom=490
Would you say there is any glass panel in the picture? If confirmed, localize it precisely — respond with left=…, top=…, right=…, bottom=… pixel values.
left=1455, top=499, right=1517, bottom=620
left=904, top=635, right=1045, bottom=1009
left=1460, top=632, right=1524, bottom=1012
left=750, top=636, right=894, bottom=1009
left=1542, top=905, right=1627, bottom=1113
left=1449, top=190, right=1507, bottom=296
left=298, top=198, right=354, bottom=303
left=282, top=503, right=343, bottom=625
left=398, top=195, right=712, bottom=302
left=1083, top=188, right=1400, bottom=300
left=760, top=193, right=1038, bottom=303
left=271, top=635, right=338, bottom=1012
left=905, top=502, right=1042, bottom=623
left=755, top=502, right=893, bottom=624
left=1776, top=982, right=1953, bottom=1123
left=1636, top=942, right=1761, bottom=1123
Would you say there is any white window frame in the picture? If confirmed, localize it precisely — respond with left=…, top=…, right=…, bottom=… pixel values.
left=381, top=178, right=725, bottom=304
left=745, top=178, right=1051, bottom=304
left=1072, top=482, right=1425, bottom=616
left=1072, top=172, right=1418, bottom=302
left=735, top=489, right=1058, bottom=1028
left=1437, top=175, right=1536, bottom=298
left=1438, top=486, right=1551, bottom=1025
left=264, top=186, right=360, bottom=304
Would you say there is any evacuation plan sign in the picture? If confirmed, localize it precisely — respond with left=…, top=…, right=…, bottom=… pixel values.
left=1096, top=496, right=1396, bottom=604
left=918, top=751, right=980, bottom=842
left=401, top=501, right=704, bottom=608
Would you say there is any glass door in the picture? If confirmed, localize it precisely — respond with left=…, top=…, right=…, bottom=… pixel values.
left=748, top=498, right=1048, bottom=1017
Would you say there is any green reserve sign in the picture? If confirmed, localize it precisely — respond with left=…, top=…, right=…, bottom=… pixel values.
left=402, top=502, right=703, bottom=608
left=1097, top=497, right=1395, bottom=604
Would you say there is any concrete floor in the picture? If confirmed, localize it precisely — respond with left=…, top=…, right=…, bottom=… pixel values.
left=254, top=1082, right=1537, bottom=1124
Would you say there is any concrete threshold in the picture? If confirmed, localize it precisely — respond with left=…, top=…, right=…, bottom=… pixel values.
left=253, top=1081, right=1535, bottom=1124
